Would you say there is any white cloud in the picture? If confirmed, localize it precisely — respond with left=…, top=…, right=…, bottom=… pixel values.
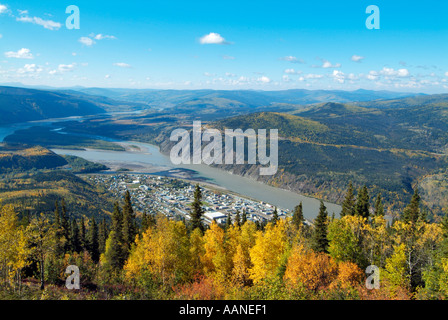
left=366, top=68, right=410, bottom=81
left=330, top=70, right=345, bottom=83
left=79, top=37, right=95, bottom=46
left=445, top=71, right=448, bottom=77
left=199, top=32, right=228, bottom=45
left=92, top=33, right=117, bottom=40
left=397, top=69, right=410, bottom=77
left=304, top=74, right=324, bottom=79
left=284, top=68, right=302, bottom=75
left=279, top=56, right=303, bottom=63
left=113, top=62, right=132, bottom=68
left=347, top=73, right=358, bottom=81
left=79, top=34, right=116, bottom=47
left=351, top=55, right=364, bottom=62
left=367, top=71, right=378, bottom=81
left=321, top=60, right=341, bottom=68
left=16, top=16, right=62, bottom=30
left=5, top=48, right=34, bottom=59
left=49, top=63, right=76, bottom=75
left=17, top=63, right=42, bottom=74
left=257, top=76, right=271, bottom=83
left=0, top=4, right=7, bottom=14
left=223, top=55, right=235, bottom=60
left=17, top=9, right=28, bottom=15
left=380, top=67, right=410, bottom=77
left=105, top=74, right=111, bottom=79
left=0, top=34, right=2, bottom=39
left=203, top=72, right=215, bottom=77
left=58, top=64, right=75, bottom=72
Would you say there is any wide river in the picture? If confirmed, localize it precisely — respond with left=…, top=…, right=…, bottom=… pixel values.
left=0, top=116, right=341, bottom=220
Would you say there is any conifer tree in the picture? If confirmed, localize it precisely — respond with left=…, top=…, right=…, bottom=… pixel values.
left=103, top=230, right=125, bottom=272
left=292, top=202, right=304, bottom=229
left=141, top=212, right=156, bottom=232
left=403, top=189, right=421, bottom=224
left=190, top=184, right=205, bottom=232
left=88, top=217, right=100, bottom=262
left=225, top=212, right=232, bottom=230
left=441, top=214, right=448, bottom=238
left=60, top=199, right=70, bottom=250
left=271, top=207, right=279, bottom=225
left=79, top=217, right=86, bottom=251
left=98, top=218, right=108, bottom=254
left=122, top=191, right=136, bottom=254
left=54, top=201, right=60, bottom=228
left=312, top=201, right=329, bottom=253
left=374, top=194, right=384, bottom=217
left=340, top=182, right=356, bottom=217
left=112, top=202, right=123, bottom=237
left=242, top=209, right=247, bottom=225
left=419, top=207, right=429, bottom=223
left=235, top=210, right=241, bottom=227
left=103, top=203, right=125, bottom=270
left=354, top=185, right=370, bottom=218
left=70, top=218, right=81, bottom=252
left=53, top=201, right=63, bottom=256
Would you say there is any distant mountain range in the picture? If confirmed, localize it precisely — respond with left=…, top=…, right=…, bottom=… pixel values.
left=0, top=86, right=148, bottom=125
left=0, top=84, right=427, bottom=125
left=75, top=87, right=423, bottom=109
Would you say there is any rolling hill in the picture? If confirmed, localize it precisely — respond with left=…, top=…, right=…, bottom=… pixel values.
left=75, top=87, right=421, bottom=109
left=208, top=98, right=448, bottom=216
left=0, top=86, right=149, bottom=125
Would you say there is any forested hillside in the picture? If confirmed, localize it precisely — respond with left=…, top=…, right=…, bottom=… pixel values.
left=211, top=97, right=448, bottom=215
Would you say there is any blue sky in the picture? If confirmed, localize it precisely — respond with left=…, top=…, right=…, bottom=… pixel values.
left=0, top=0, right=447, bottom=92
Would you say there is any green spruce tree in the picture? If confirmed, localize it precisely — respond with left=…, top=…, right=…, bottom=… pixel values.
left=242, top=209, right=247, bottom=225
left=312, top=201, right=329, bottom=253
left=122, top=190, right=137, bottom=255
left=340, top=182, right=356, bottom=217
left=354, top=185, right=370, bottom=218
left=98, top=218, right=108, bottom=254
left=87, top=217, right=100, bottom=262
left=79, top=217, right=86, bottom=251
left=190, top=184, right=205, bottom=232
left=292, top=202, right=304, bottom=229
left=235, top=210, right=241, bottom=227
left=70, top=218, right=81, bottom=253
left=403, top=188, right=421, bottom=224
left=225, top=212, right=232, bottom=230
left=271, top=207, right=279, bottom=225
left=374, top=194, right=384, bottom=217
left=103, top=202, right=125, bottom=269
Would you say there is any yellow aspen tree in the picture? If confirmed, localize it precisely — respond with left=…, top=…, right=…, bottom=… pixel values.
left=382, top=243, right=410, bottom=293
left=201, top=222, right=230, bottom=281
left=232, top=244, right=249, bottom=286
left=0, top=205, right=31, bottom=290
left=124, top=217, right=189, bottom=285
left=249, top=219, right=288, bottom=284
left=189, top=227, right=205, bottom=277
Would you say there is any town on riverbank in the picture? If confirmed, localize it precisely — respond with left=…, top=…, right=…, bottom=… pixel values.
left=84, top=173, right=295, bottom=226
